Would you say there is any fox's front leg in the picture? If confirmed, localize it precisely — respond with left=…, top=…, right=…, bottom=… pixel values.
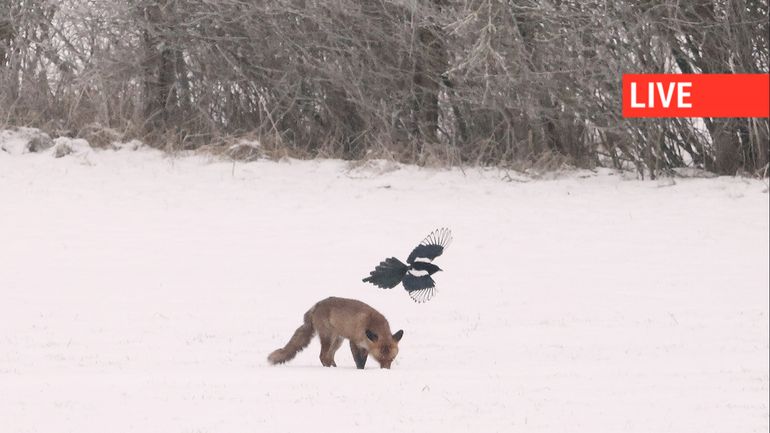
left=349, top=341, right=368, bottom=369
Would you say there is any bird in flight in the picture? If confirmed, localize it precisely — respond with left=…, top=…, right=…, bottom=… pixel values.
left=362, top=228, right=452, bottom=303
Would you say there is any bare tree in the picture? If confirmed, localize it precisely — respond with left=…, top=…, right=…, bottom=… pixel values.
left=0, top=0, right=767, bottom=176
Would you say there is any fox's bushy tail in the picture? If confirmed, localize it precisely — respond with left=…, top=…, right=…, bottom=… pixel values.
left=363, top=257, right=408, bottom=289
left=267, top=306, right=316, bottom=365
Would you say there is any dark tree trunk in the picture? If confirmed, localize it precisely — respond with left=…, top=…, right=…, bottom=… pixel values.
left=413, top=23, right=447, bottom=144
left=141, top=2, right=177, bottom=132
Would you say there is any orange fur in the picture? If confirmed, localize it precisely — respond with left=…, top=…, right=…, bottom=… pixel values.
left=268, top=297, right=403, bottom=369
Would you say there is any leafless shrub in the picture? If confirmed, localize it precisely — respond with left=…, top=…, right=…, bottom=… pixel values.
left=0, top=0, right=766, bottom=176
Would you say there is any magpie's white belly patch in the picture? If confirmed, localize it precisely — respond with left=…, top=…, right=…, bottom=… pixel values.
left=407, top=268, right=429, bottom=277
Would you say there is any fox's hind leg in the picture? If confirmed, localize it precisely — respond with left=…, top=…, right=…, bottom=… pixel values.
left=349, top=341, right=368, bottom=369
left=319, top=336, right=334, bottom=367
left=320, top=335, right=343, bottom=367
left=330, top=336, right=343, bottom=357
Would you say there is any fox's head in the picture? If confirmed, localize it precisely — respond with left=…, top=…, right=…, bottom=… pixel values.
left=365, top=329, right=404, bottom=369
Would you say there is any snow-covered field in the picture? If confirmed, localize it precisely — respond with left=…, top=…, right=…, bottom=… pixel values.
left=1, top=140, right=768, bottom=433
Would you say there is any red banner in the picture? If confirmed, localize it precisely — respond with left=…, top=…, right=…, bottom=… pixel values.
left=622, top=74, right=769, bottom=118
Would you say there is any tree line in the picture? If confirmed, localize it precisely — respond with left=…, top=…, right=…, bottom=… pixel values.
left=1, top=0, right=767, bottom=177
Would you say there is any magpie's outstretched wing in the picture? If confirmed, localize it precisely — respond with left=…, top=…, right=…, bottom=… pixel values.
left=402, top=270, right=436, bottom=303
left=362, top=257, right=408, bottom=289
left=406, top=228, right=453, bottom=264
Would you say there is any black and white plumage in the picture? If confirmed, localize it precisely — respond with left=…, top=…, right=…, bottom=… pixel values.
left=362, top=228, right=452, bottom=303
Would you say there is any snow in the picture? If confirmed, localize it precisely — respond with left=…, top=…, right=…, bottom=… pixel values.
left=50, top=137, right=94, bottom=159
left=1, top=138, right=768, bottom=433
left=0, top=128, right=53, bottom=155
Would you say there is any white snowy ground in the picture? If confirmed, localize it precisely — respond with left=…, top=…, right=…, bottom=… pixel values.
left=0, top=140, right=768, bottom=433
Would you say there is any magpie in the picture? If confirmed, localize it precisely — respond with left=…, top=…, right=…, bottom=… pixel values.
left=362, top=228, right=452, bottom=303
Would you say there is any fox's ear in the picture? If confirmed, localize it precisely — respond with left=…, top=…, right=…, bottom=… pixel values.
left=392, top=330, right=404, bottom=342
left=365, top=329, right=378, bottom=342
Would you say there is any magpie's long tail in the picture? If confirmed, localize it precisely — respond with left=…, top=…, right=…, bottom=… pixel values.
left=363, top=257, right=408, bottom=289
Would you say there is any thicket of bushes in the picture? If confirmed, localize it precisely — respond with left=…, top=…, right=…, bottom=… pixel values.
left=1, top=0, right=767, bottom=177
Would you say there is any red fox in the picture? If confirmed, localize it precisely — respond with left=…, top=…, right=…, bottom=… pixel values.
left=268, top=297, right=404, bottom=369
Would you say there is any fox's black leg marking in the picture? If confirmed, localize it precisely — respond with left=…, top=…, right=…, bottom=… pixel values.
left=349, top=341, right=368, bottom=369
